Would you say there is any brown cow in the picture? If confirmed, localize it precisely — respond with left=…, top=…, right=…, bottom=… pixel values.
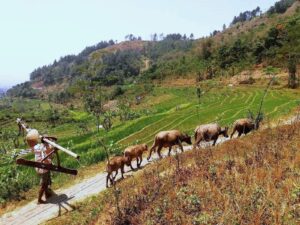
left=230, top=118, right=260, bottom=138
left=106, top=156, right=130, bottom=187
left=124, top=144, right=148, bottom=170
left=194, top=123, right=229, bottom=148
left=147, top=130, right=192, bottom=160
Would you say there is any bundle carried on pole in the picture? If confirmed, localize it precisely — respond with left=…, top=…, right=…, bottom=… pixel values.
left=16, top=118, right=79, bottom=175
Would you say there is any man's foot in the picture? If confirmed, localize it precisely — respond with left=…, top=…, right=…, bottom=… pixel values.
left=37, top=199, right=46, bottom=204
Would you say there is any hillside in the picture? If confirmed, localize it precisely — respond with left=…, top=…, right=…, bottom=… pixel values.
left=46, top=120, right=300, bottom=225
left=7, top=0, right=300, bottom=101
left=0, top=88, right=7, bottom=98
left=1, top=1, right=300, bottom=224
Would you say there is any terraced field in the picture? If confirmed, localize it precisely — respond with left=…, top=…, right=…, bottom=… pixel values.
left=115, top=86, right=299, bottom=146
left=2, top=86, right=299, bottom=168
left=1, top=85, right=299, bottom=201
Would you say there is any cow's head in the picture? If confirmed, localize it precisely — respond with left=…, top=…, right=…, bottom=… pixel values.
left=143, top=144, right=148, bottom=152
left=221, top=126, right=229, bottom=138
left=124, top=156, right=131, bottom=166
left=182, top=133, right=192, bottom=145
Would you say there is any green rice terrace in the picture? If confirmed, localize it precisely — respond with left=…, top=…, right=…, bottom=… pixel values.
left=0, top=83, right=300, bottom=204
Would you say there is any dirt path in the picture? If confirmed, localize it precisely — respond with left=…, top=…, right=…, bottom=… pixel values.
left=1, top=116, right=298, bottom=225
left=0, top=137, right=229, bottom=225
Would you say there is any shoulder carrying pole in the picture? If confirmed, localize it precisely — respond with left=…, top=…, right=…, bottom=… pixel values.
left=16, top=118, right=80, bottom=159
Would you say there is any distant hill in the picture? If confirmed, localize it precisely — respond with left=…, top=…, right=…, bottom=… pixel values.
left=7, top=0, right=300, bottom=100
left=0, top=87, right=8, bottom=94
left=0, top=87, right=7, bottom=97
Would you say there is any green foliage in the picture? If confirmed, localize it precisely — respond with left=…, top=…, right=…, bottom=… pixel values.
left=1, top=85, right=300, bottom=203
left=7, top=82, right=37, bottom=98
left=46, top=108, right=60, bottom=127
left=98, top=49, right=143, bottom=85
left=263, top=66, right=280, bottom=76
left=5, top=2, right=300, bottom=101
left=29, top=41, right=115, bottom=84
left=201, top=39, right=213, bottom=60
left=118, top=101, right=141, bottom=121
left=268, top=0, right=296, bottom=15
left=218, top=39, right=250, bottom=69
left=111, top=86, right=125, bottom=99
left=231, top=7, right=261, bottom=25
left=288, top=55, right=297, bottom=88
left=102, top=111, right=113, bottom=131
left=0, top=143, right=32, bottom=204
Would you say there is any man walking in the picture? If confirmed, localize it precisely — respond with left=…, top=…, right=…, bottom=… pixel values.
left=26, top=129, right=54, bottom=204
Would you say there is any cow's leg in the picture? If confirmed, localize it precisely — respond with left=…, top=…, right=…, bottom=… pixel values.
left=106, top=173, right=110, bottom=187
left=121, top=166, right=125, bottom=179
left=109, top=173, right=114, bottom=187
left=230, top=128, right=236, bottom=139
left=238, top=131, right=242, bottom=137
left=129, top=160, right=135, bottom=171
left=138, top=156, right=143, bottom=167
left=113, top=170, right=118, bottom=179
left=136, top=157, right=139, bottom=168
left=212, top=138, right=218, bottom=146
left=111, top=175, right=115, bottom=186
left=147, top=143, right=156, bottom=160
left=178, top=140, right=184, bottom=153
left=157, top=145, right=163, bottom=159
left=194, top=132, right=198, bottom=146
left=194, top=135, right=202, bottom=149
left=168, top=146, right=172, bottom=156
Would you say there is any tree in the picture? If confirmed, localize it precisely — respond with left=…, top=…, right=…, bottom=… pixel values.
left=212, top=30, right=220, bottom=36
left=223, top=24, right=227, bottom=31
left=196, top=87, right=202, bottom=118
left=47, top=108, right=60, bottom=127
left=83, top=80, right=104, bottom=133
left=230, top=6, right=261, bottom=26
left=253, top=41, right=265, bottom=63
left=102, top=111, right=113, bottom=131
left=201, top=39, right=213, bottom=60
left=288, top=56, right=297, bottom=88
left=151, top=33, right=158, bottom=41
left=268, top=0, right=296, bottom=15
left=159, top=33, right=164, bottom=40
left=263, top=66, right=279, bottom=78
left=125, top=34, right=137, bottom=41
left=189, top=33, right=194, bottom=40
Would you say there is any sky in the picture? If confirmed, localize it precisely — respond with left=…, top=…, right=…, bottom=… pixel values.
left=0, top=0, right=278, bottom=87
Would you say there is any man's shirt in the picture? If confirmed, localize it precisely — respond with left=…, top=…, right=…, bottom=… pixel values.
left=33, top=143, right=52, bottom=174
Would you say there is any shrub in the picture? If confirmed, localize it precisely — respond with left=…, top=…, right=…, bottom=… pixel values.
left=239, top=77, right=255, bottom=84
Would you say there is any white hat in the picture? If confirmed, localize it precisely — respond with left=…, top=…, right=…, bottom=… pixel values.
left=26, top=129, right=40, bottom=142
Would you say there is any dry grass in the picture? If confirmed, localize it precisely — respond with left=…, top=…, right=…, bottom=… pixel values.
left=92, top=122, right=300, bottom=225
left=158, top=77, right=197, bottom=87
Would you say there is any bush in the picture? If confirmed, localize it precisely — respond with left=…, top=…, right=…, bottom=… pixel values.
left=239, top=77, right=255, bottom=84
left=268, top=0, right=296, bottom=15
left=0, top=152, right=33, bottom=204
left=111, top=86, right=125, bottom=99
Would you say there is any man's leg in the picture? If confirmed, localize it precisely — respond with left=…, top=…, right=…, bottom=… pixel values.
left=45, top=172, right=53, bottom=199
left=38, top=173, right=47, bottom=204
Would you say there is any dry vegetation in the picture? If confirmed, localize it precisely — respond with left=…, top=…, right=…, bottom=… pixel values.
left=46, top=121, right=300, bottom=225
left=91, top=123, right=300, bottom=225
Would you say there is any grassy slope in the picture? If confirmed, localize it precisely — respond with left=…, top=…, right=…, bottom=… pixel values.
left=1, top=79, right=300, bottom=209
left=1, top=0, right=300, bottom=219
left=47, top=121, right=300, bottom=225
left=44, top=83, right=300, bottom=171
